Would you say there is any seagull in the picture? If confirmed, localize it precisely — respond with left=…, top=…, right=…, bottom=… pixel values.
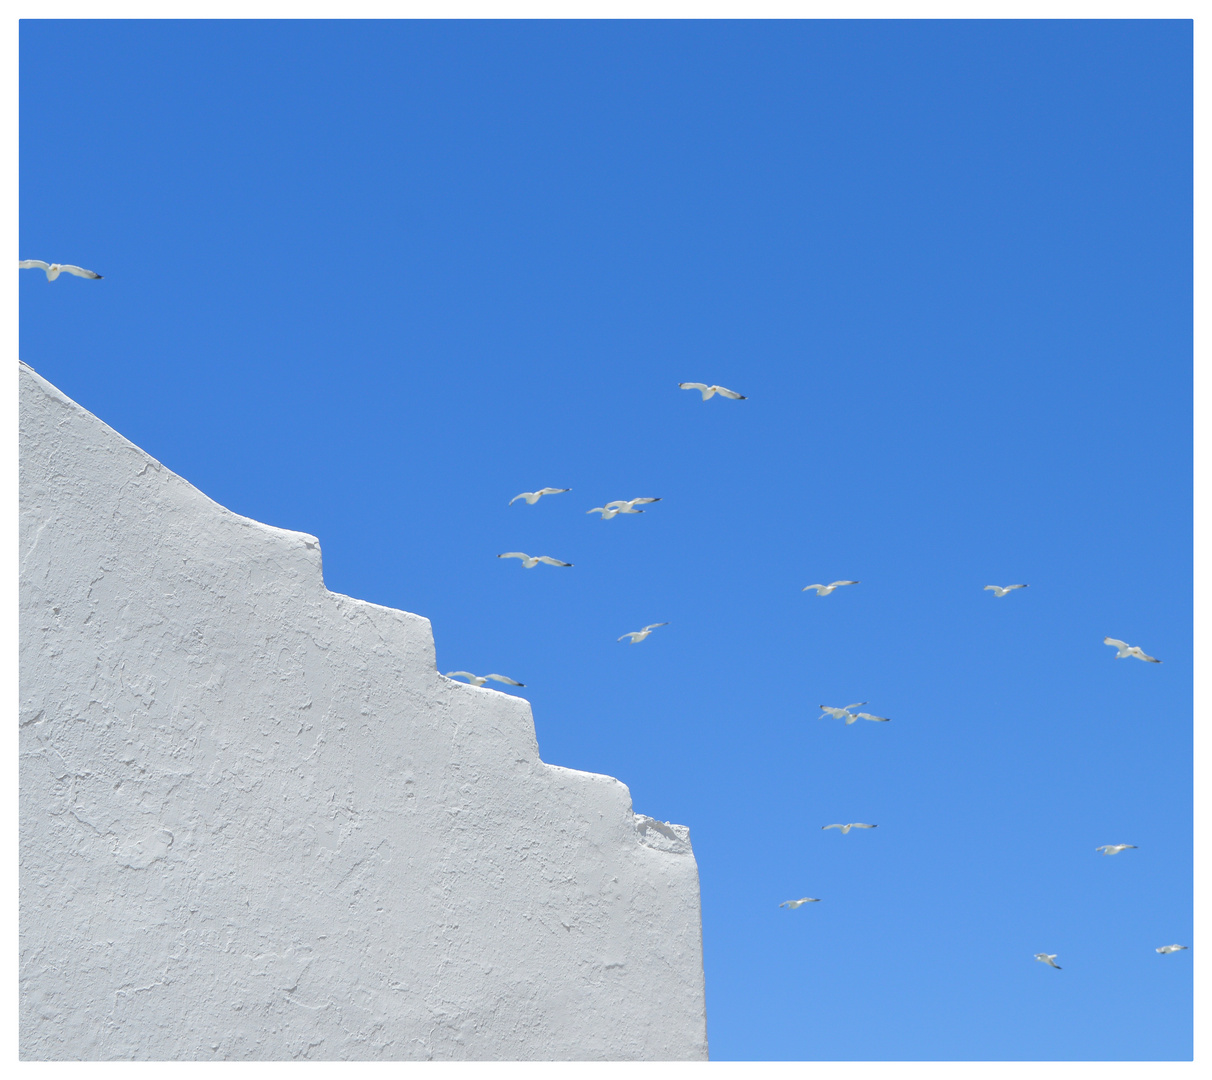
left=509, top=487, right=570, bottom=506
left=679, top=382, right=746, bottom=401
left=1095, top=844, right=1137, bottom=855
left=1156, top=944, right=1188, bottom=955
left=779, top=898, right=820, bottom=909
left=444, top=671, right=525, bottom=688
left=588, top=498, right=660, bottom=518
left=822, top=823, right=877, bottom=834
left=803, top=581, right=859, bottom=596
left=819, top=703, right=890, bottom=724
left=1104, top=637, right=1161, bottom=663
left=19, top=260, right=102, bottom=281
left=618, top=623, right=669, bottom=643
left=497, top=552, right=573, bottom=568
left=985, top=584, right=1028, bottom=597
left=1034, top=953, right=1062, bottom=970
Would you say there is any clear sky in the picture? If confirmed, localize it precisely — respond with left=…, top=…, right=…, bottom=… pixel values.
left=20, top=19, right=1191, bottom=1061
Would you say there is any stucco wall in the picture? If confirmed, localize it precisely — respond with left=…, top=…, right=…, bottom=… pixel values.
left=18, top=361, right=708, bottom=1061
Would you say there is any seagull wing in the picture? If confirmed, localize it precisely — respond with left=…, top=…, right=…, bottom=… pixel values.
left=828, top=581, right=859, bottom=588
left=444, top=671, right=478, bottom=680
left=538, top=487, right=569, bottom=496
left=604, top=501, right=629, bottom=510
left=641, top=623, right=669, bottom=632
left=713, top=386, right=746, bottom=399
left=59, top=264, right=102, bottom=279
left=509, top=493, right=534, bottom=505
left=617, top=632, right=641, bottom=642
left=536, top=556, right=573, bottom=567
left=1104, top=637, right=1129, bottom=649
left=844, top=703, right=869, bottom=711
left=18, top=260, right=49, bottom=270
left=679, top=382, right=711, bottom=400
left=822, top=824, right=843, bottom=831
left=857, top=713, right=891, bottom=722
left=850, top=823, right=877, bottom=829
left=1006, top=584, right=1028, bottom=590
left=802, top=585, right=826, bottom=593
left=1129, top=647, right=1161, bottom=663
left=498, top=552, right=529, bottom=560
left=484, top=674, right=525, bottom=686
left=628, top=497, right=661, bottom=505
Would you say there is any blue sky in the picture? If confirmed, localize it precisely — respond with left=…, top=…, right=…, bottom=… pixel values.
left=20, top=19, right=1191, bottom=1060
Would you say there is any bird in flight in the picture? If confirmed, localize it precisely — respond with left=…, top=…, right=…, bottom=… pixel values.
left=985, top=584, right=1028, bottom=597
left=618, top=623, right=669, bottom=644
left=509, top=487, right=570, bottom=506
left=19, top=260, right=102, bottom=281
left=588, top=498, right=660, bottom=519
left=1034, top=953, right=1062, bottom=970
left=444, top=671, right=525, bottom=689
left=822, top=823, right=877, bottom=835
left=779, top=898, right=820, bottom=909
left=679, top=382, right=746, bottom=401
left=497, top=552, right=573, bottom=568
left=1095, top=844, right=1137, bottom=856
left=819, top=703, right=890, bottom=724
left=803, top=581, right=859, bottom=596
left=1104, top=637, right=1161, bottom=663
left=1156, top=944, right=1188, bottom=955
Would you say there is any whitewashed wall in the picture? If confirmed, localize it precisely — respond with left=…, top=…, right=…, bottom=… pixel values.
left=19, top=362, right=708, bottom=1061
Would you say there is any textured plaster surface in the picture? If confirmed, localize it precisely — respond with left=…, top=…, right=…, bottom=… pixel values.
left=18, top=362, right=708, bottom=1061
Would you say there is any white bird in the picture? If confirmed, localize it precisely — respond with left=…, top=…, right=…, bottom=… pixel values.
left=1034, top=953, right=1062, bottom=970
left=1104, top=637, right=1161, bottom=663
left=497, top=552, right=573, bottom=568
left=445, top=671, right=525, bottom=688
left=779, top=898, right=820, bottom=909
left=985, top=584, right=1028, bottom=597
left=1156, top=944, right=1188, bottom=954
left=1095, top=844, right=1137, bottom=855
left=19, top=259, right=102, bottom=281
left=803, top=580, right=859, bottom=596
left=509, top=487, right=570, bottom=506
left=679, top=382, right=747, bottom=401
left=822, top=823, right=877, bottom=834
left=618, top=623, right=669, bottom=643
left=588, top=497, right=661, bottom=518
left=819, top=703, right=890, bottom=724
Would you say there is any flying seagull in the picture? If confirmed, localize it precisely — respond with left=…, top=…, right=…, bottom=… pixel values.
left=588, top=497, right=660, bottom=518
left=618, top=622, right=669, bottom=644
left=985, top=584, right=1028, bottom=597
left=1095, top=844, right=1137, bottom=856
left=444, top=671, right=525, bottom=688
left=1104, top=637, right=1161, bottom=663
left=779, top=898, right=820, bottom=909
left=822, top=823, right=877, bottom=834
left=1156, top=944, right=1188, bottom=955
left=819, top=703, right=890, bottom=724
left=509, top=487, right=570, bottom=506
left=1034, top=953, right=1062, bottom=970
left=19, top=260, right=102, bottom=281
left=679, top=382, right=746, bottom=401
left=497, top=552, right=573, bottom=568
left=803, top=581, right=859, bottom=596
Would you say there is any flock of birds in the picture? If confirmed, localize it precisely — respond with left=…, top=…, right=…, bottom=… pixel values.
left=22, top=262, right=1188, bottom=972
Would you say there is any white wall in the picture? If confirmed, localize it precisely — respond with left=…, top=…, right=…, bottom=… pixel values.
left=18, top=362, right=708, bottom=1061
